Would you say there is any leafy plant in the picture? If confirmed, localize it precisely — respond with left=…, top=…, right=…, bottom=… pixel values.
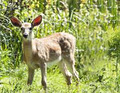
left=0, top=0, right=120, bottom=92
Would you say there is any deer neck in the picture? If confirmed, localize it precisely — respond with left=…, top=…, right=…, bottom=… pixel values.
left=23, top=40, right=32, bottom=48
left=23, top=39, right=33, bottom=62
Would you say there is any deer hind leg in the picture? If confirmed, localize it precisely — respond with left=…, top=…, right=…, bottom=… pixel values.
left=65, top=53, right=79, bottom=84
left=40, top=63, right=47, bottom=90
left=58, top=60, right=72, bottom=85
left=27, top=67, right=35, bottom=85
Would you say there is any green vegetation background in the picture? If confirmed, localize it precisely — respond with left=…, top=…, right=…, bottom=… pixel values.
left=0, top=0, right=120, bottom=92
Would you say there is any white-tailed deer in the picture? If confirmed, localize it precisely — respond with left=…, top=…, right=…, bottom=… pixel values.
left=10, top=15, right=79, bottom=90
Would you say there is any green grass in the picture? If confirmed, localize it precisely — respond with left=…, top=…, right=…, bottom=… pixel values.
left=0, top=64, right=80, bottom=93
left=0, top=0, right=120, bottom=93
left=0, top=58, right=118, bottom=93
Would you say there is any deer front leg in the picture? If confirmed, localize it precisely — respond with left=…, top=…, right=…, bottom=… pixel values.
left=40, top=63, right=47, bottom=90
left=27, top=67, right=35, bottom=85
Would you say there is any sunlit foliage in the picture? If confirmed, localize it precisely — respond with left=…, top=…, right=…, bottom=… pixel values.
left=0, top=0, right=120, bottom=92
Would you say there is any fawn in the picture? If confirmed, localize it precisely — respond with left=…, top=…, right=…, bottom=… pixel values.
left=10, top=15, right=79, bottom=90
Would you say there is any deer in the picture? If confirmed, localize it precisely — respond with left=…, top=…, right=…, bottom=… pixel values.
left=10, top=15, right=79, bottom=91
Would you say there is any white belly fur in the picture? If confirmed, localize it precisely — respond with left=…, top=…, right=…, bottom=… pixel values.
left=47, top=56, right=62, bottom=68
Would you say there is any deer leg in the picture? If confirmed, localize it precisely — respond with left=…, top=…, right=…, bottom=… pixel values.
left=40, top=63, right=47, bottom=90
left=27, top=67, right=35, bottom=85
left=65, top=54, right=79, bottom=84
left=58, top=60, right=72, bottom=85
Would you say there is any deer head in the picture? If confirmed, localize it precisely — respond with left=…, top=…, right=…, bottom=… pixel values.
left=10, top=15, right=42, bottom=41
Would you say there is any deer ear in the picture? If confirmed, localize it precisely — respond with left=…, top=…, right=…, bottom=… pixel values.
left=31, top=15, right=42, bottom=27
left=10, top=17, right=22, bottom=27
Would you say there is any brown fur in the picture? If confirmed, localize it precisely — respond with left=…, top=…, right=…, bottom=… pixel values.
left=23, top=32, right=75, bottom=68
left=10, top=15, right=79, bottom=91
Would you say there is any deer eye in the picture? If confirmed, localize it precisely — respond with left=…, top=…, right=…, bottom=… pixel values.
left=29, top=27, right=32, bottom=30
left=21, top=27, right=25, bottom=31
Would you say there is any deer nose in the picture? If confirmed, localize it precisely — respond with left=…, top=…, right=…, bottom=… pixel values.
left=23, top=34, right=28, bottom=38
